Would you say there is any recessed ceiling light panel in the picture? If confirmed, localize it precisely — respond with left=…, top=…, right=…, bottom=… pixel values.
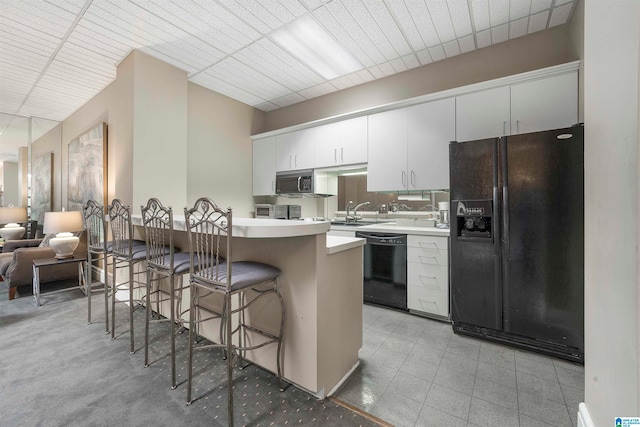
left=270, top=15, right=362, bottom=80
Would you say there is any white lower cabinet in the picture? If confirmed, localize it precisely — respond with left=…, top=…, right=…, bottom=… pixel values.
left=407, top=235, right=449, bottom=319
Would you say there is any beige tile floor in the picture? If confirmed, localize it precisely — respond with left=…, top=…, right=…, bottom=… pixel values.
left=335, top=304, right=584, bottom=427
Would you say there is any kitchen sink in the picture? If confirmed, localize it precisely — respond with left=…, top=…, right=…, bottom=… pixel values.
left=329, top=221, right=389, bottom=227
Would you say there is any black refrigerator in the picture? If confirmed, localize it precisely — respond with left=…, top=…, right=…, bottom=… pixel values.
left=449, top=125, right=584, bottom=363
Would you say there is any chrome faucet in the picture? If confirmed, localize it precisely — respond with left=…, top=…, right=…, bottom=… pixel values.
left=345, top=201, right=355, bottom=223
left=346, top=201, right=371, bottom=223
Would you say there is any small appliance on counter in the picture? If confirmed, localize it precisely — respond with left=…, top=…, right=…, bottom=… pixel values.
left=436, top=201, right=450, bottom=228
left=255, top=204, right=301, bottom=220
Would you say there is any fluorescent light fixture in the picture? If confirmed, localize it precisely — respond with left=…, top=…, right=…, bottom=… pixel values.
left=340, top=170, right=368, bottom=176
left=271, top=15, right=362, bottom=80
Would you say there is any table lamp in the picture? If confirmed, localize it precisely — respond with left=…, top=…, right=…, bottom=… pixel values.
left=0, top=207, right=28, bottom=241
left=43, top=210, right=84, bottom=259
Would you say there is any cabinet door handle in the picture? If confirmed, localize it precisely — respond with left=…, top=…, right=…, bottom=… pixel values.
left=289, top=155, right=292, bottom=169
left=402, top=171, right=407, bottom=188
left=334, top=148, right=337, bottom=163
left=341, top=147, right=344, bottom=162
left=411, top=170, right=416, bottom=187
left=294, top=154, right=298, bottom=168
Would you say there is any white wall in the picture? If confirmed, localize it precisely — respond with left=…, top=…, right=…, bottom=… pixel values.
left=583, top=0, right=640, bottom=425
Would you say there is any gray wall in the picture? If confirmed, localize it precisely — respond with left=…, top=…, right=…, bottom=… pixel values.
left=2, top=161, right=19, bottom=206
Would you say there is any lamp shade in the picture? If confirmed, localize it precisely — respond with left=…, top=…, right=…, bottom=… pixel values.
left=44, top=211, right=84, bottom=234
left=0, top=207, right=28, bottom=224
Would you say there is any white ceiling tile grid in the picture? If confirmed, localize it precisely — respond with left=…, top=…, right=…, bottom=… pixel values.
left=0, top=0, right=577, bottom=161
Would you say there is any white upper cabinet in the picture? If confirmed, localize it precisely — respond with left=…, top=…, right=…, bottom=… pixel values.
left=315, top=116, right=367, bottom=168
left=253, top=136, right=276, bottom=196
left=456, top=71, right=579, bottom=141
left=367, top=108, right=408, bottom=192
left=510, top=72, right=578, bottom=134
left=276, top=128, right=315, bottom=172
left=407, top=98, right=456, bottom=190
left=368, top=99, right=455, bottom=192
left=456, top=86, right=511, bottom=142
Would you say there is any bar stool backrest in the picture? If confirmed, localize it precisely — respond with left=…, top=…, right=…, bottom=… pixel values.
left=83, top=199, right=108, bottom=253
left=184, top=197, right=231, bottom=291
left=140, top=198, right=175, bottom=271
left=108, top=199, right=136, bottom=259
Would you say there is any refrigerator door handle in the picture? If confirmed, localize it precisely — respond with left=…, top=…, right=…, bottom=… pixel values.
left=501, top=137, right=511, bottom=332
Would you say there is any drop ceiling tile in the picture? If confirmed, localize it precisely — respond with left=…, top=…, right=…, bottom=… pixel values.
left=329, top=75, right=352, bottom=91
left=236, top=42, right=321, bottom=90
left=510, top=0, right=532, bottom=20
left=298, top=82, right=337, bottom=99
left=0, top=27, right=59, bottom=53
left=378, top=62, right=396, bottom=76
left=0, top=45, right=50, bottom=73
left=210, top=57, right=290, bottom=100
left=385, top=0, right=425, bottom=51
left=530, top=0, right=553, bottom=14
left=415, top=49, right=433, bottom=66
left=509, top=17, right=529, bottom=39
left=191, top=72, right=267, bottom=107
left=428, top=45, right=446, bottom=62
left=528, top=9, right=549, bottom=33
left=271, top=92, right=306, bottom=108
left=214, top=0, right=276, bottom=34
left=555, top=0, right=574, bottom=5
left=443, top=40, right=461, bottom=58
left=139, top=46, right=199, bottom=74
left=255, top=101, right=279, bottom=112
left=323, top=0, right=386, bottom=64
left=427, top=1, right=456, bottom=42
left=0, top=15, right=62, bottom=47
left=471, top=0, right=490, bottom=31
left=489, top=0, right=510, bottom=26
left=549, top=2, right=573, bottom=27
left=347, top=0, right=401, bottom=61
left=363, top=0, right=412, bottom=56
left=277, top=0, right=308, bottom=17
left=389, top=57, right=408, bottom=73
left=313, top=5, right=375, bottom=68
left=367, top=65, right=386, bottom=79
left=447, top=0, right=473, bottom=37
left=401, top=54, right=420, bottom=70
left=405, top=1, right=440, bottom=47
left=476, top=28, right=492, bottom=48
left=458, top=34, right=476, bottom=53
left=492, top=23, right=510, bottom=44
left=0, top=1, right=73, bottom=39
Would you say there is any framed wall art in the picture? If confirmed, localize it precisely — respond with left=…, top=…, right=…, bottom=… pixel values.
left=30, top=152, right=53, bottom=225
left=67, top=122, right=107, bottom=212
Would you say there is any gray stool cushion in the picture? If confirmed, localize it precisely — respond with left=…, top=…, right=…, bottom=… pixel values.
left=199, top=261, right=281, bottom=291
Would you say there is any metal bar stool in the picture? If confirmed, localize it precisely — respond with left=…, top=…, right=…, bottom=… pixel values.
left=140, top=197, right=190, bottom=389
left=184, top=197, right=285, bottom=427
left=82, top=199, right=111, bottom=331
left=108, top=199, right=148, bottom=354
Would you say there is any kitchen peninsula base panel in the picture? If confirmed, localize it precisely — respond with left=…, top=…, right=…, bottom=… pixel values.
left=134, top=230, right=363, bottom=397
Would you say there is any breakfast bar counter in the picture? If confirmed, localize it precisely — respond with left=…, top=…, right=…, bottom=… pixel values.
left=131, top=215, right=364, bottom=397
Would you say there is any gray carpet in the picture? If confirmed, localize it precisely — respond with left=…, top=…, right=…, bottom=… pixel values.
left=0, top=283, right=381, bottom=427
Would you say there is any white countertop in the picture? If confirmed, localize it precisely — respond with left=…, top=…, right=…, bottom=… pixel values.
left=326, top=236, right=365, bottom=254
left=131, top=214, right=330, bottom=238
left=330, top=221, right=450, bottom=236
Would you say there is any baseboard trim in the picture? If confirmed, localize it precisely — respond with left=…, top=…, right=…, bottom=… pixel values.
left=578, top=402, right=594, bottom=427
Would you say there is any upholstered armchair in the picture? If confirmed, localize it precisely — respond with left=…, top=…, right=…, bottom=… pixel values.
left=0, top=234, right=86, bottom=300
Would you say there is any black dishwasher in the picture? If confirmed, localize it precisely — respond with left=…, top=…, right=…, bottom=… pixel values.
left=356, top=231, right=407, bottom=310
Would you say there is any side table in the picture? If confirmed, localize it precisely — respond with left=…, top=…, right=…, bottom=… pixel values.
left=32, top=257, right=88, bottom=306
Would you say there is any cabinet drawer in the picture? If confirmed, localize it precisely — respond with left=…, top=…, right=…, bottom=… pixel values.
left=408, top=262, right=448, bottom=292
left=408, top=235, right=448, bottom=250
left=407, top=286, right=449, bottom=317
left=407, top=248, right=448, bottom=266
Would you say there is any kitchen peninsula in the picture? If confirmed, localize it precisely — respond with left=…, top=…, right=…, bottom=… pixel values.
left=130, top=215, right=364, bottom=398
